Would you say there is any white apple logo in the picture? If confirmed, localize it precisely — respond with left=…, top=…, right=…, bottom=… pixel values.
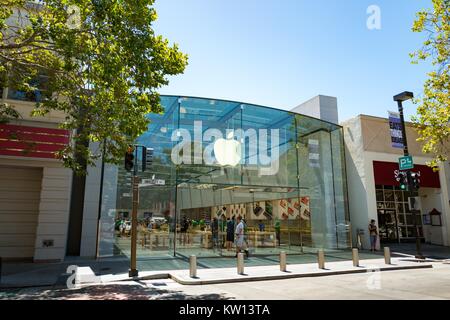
left=213, top=132, right=242, bottom=166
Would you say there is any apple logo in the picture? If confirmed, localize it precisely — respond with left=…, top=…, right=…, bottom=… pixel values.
left=213, top=131, right=242, bottom=166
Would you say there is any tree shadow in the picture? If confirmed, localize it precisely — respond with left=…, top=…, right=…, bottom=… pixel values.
left=1, top=283, right=232, bottom=300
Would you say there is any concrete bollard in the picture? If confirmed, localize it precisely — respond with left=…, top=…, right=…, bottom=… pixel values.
left=189, top=255, right=197, bottom=278
left=352, top=248, right=359, bottom=267
left=384, top=247, right=391, bottom=265
left=280, top=251, right=287, bottom=272
left=317, top=249, right=325, bottom=269
left=237, top=253, right=245, bottom=275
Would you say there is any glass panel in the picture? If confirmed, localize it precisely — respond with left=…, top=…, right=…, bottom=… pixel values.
left=405, top=214, right=414, bottom=225
left=385, top=202, right=395, bottom=209
left=396, top=203, right=404, bottom=214
left=399, top=227, right=407, bottom=239
left=394, top=191, right=403, bottom=202
left=376, top=190, right=384, bottom=201
left=296, top=114, right=344, bottom=250
left=384, top=190, right=394, bottom=202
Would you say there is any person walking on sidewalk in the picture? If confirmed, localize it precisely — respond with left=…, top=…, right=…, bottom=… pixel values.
left=368, top=219, right=378, bottom=252
left=235, top=216, right=249, bottom=258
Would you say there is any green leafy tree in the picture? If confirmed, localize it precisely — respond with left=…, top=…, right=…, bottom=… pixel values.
left=411, top=0, right=450, bottom=167
left=0, top=0, right=188, bottom=173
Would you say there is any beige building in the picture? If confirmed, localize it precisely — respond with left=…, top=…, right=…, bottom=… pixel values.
left=342, top=115, right=450, bottom=249
left=0, top=90, right=72, bottom=262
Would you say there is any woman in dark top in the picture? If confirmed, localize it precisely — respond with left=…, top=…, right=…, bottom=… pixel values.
left=226, top=217, right=235, bottom=251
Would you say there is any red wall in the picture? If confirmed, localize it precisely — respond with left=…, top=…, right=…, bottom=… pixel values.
left=0, top=124, right=69, bottom=159
left=373, top=161, right=441, bottom=188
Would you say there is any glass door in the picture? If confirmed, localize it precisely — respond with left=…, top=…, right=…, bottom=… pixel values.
left=377, top=209, right=399, bottom=243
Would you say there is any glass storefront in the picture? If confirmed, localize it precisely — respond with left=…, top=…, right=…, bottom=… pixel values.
left=376, top=185, right=423, bottom=242
left=97, top=96, right=350, bottom=265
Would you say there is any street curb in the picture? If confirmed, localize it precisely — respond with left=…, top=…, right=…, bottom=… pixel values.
left=165, top=263, right=433, bottom=286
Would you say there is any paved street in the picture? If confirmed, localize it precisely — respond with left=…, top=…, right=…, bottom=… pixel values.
left=1, top=261, right=449, bottom=300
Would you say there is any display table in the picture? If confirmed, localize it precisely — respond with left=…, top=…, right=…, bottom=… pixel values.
left=247, top=231, right=277, bottom=248
left=140, top=230, right=170, bottom=249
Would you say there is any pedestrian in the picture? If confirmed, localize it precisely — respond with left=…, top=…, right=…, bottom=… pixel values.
left=368, top=219, right=378, bottom=252
left=226, top=216, right=235, bottom=251
left=274, top=219, right=281, bottom=246
left=211, top=217, right=219, bottom=250
left=235, top=216, right=249, bottom=258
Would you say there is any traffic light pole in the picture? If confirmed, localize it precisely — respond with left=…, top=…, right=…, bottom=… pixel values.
left=397, top=100, right=424, bottom=260
left=129, top=147, right=139, bottom=277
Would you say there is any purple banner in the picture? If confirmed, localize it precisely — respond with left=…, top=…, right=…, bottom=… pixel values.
left=388, top=111, right=403, bottom=149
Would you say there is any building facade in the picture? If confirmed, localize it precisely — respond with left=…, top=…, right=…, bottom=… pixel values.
left=0, top=87, right=72, bottom=262
left=342, top=115, right=450, bottom=249
left=94, top=96, right=351, bottom=262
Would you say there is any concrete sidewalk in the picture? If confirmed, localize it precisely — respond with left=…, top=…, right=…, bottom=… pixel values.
left=1, top=243, right=446, bottom=289
left=74, top=257, right=433, bottom=287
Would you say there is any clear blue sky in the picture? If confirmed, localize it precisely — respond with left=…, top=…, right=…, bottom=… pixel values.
left=153, top=0, right=432, bottom=122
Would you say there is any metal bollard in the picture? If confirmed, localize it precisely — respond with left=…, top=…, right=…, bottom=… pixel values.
left=189, top=255, right=197, bottom=278
left=317, top=249, right=325, bottom=269
left=280, top=251, right=287, bottom=272
left=237, top=253, right=245, bottom=275
left=352, top=248, right=359, bottom=267
left=384, top=247, right=391, bottom=265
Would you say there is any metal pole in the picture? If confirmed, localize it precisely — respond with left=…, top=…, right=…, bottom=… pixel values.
left=237, top=253, right=244, bottom=275
left=414, top=209, right=424, bottom=259
left=129, top=147, right=139, bottom=277
left=352, top=248, right=359, bottom=267
left=317, top=249, right=325, bottom=269
left=384, top=247, right=391, bottom=265
left=398, top=101, right=423, bottom=259
left=280, top=251, right=287, bottom=272
left=189, top=255, right=197, bottom=278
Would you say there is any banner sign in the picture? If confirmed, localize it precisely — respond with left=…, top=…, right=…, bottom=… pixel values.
left=388, top=111, right=403, bottom=149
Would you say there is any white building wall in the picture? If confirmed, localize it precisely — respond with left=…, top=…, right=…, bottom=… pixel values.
left=343, top=117, right=370, bottom=248
left=438, top=161, right=450, bottom=246
left=34, top=167, right=72, bottom=261
left=80, top=143, right=103, bottom=257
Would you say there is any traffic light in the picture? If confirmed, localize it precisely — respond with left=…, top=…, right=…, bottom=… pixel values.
left=125, top=145, right=135, bottom=172
left=142, top=147, right=154, bottom=172
left=398, top=171, right=409, bottom=191
left=410, top=172, right=420, bottom=191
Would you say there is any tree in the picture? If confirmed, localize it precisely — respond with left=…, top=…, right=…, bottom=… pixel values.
left=411, top=0, right=450, bottom=168
left=0, top=0, right=188, bottom=173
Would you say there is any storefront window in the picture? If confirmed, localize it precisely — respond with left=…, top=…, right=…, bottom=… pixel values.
left=376, top=185, right=424, bottom=243
left=97, top=96, right=351, bottom=266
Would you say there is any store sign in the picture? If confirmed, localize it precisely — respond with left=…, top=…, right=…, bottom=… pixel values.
left=388, top=111, right=403, bottom=149
left=373, top=161, right=440, bottom=188
left=140, top=178, right=166, bottom=186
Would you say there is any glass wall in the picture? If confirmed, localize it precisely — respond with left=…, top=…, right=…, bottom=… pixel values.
left=97, top=96, right=350, bottom=263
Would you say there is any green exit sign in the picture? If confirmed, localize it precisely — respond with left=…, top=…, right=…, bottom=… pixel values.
left=399, top=156, right=414, bottom=170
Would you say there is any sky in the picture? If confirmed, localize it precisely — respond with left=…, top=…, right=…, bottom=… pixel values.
left=153, top=0, right=433, bottom=122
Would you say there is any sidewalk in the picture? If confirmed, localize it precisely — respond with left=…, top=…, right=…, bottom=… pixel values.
left=1, top=244, right=447, bottom=289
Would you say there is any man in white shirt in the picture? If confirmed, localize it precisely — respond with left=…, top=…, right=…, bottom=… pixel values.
left=235, top=216, right=249, bottom=258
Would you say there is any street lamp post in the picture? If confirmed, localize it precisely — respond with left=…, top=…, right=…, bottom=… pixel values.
left=393, top=91, right=424, bottom=260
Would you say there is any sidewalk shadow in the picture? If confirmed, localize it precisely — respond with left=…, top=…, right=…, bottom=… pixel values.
left=1, top=283, right=233, bottom=300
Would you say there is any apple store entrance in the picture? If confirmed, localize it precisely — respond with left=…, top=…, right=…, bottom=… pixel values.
left=174, top=183, right=312, bottom=258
